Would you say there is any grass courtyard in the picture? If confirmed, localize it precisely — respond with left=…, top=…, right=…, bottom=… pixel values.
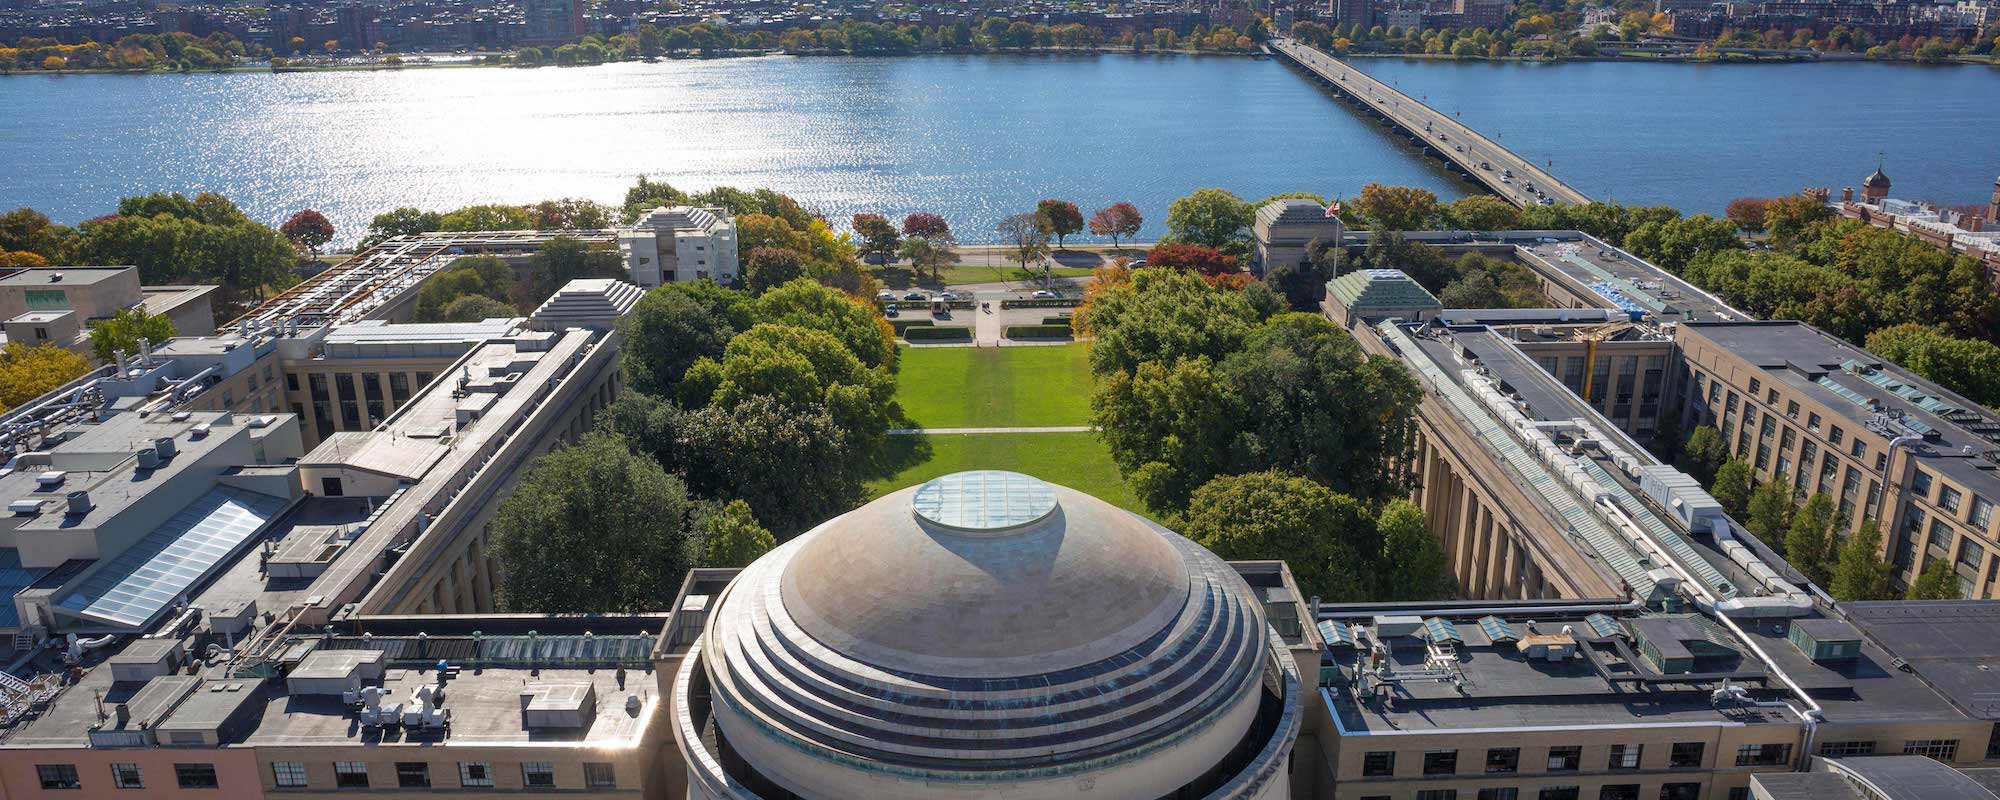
left=872, top=343, right=1148, bottom=517
left=894, top=343, right=1094, bottom=429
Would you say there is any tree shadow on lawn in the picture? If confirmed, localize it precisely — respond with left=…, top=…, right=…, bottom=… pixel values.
left=874, top=432, right=934, bottom=481
left=869, top=265, right=946, bottom=290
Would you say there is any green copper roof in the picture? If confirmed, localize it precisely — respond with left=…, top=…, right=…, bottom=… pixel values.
left=1326, top=268, right=1442, bottom=313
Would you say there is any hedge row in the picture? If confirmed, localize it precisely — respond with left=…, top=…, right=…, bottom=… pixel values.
left=999, top=298, right=1080, bottom=309
left=1004, top=324, right=1074, bottom=340
left=904, top=325, right=974, bottom=341
left=1040, top=315, right=1074, bottom=326
left=890, top=318, right=935, bottom=334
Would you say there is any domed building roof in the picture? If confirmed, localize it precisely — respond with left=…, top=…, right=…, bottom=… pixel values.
left=1864, top=166, right=1892, bottom=188
left=673, top=471, right=1301, bottom=800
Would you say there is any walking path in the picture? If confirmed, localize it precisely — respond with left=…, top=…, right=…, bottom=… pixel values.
left=888, top=426, right=1096, bottom=435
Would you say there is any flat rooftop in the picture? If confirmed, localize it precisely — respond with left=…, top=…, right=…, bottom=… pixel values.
left=1683, top=321, right=2000, bottom=491
left=1514, top=236, right=1746, bottom=322
left=1840, top=600, right=2000, bottom=721
left=0, top=267, right=128, bottom=287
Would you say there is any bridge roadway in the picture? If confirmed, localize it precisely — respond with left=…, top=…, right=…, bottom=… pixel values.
left=1270, top=39, right=1592, bottom=208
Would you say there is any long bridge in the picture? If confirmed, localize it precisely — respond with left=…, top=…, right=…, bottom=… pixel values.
left=1270, top=39, right=1592, bottom=208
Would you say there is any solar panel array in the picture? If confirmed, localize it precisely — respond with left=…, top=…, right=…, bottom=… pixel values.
left=56, top=488, right=290, bottom=629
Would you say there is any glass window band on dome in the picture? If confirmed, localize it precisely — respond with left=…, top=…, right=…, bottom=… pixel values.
left=910, top=470, right=1058, bottom=533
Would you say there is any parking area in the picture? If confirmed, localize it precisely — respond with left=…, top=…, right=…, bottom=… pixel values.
left=882, top=286, right=1082, bottom=346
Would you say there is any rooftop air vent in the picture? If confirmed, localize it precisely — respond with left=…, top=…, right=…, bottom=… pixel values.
left=9, top=499, right=41, bottom=515
left=66, top=490, right=91, bottom=515
left=35, top=471, right=65, bottom=487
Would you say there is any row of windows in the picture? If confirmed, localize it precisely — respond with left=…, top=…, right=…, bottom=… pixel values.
left=1817, top=737, right=1976, bottom=762
left=303, top=760, right=615, bottom=790
left=36, top=763, right=216, bottom=791
left=1362, top=785, right=1732, bottom=800
left=1358, top=741, right=1787, bottom=778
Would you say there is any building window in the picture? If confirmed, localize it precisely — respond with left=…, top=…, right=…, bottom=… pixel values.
left=111, top=763, right=143, bottom=789
left=583, top=763, right=615, bottom=789
left=1485, top=747, right=1520, bottom=774
left=1546, top=746, right=1582, bottom=771
left=175, top=764, right=220, bottom=789
left=389, top=373, right=411, bottom=407
left=1362, top=751, right=1395, bottom=776
left=1808, top=412, right=1822, bottom=431
left=1749, top=378, right=1761, bottom=395
left=1660, top=784, right=1701, bottom=800
left=38, top=764, right=81, bottom=790
left=1734, top=743, right=1791, bottom=766
left=395, top=763, right=430, bottom=789
left=1903, top=739, right=1959, bottom=762
left=458, top=762, right=493, bottom=788
left=1851, top=440, right=1867, bottom=458
left=1417, top=792, right=1459, bottom=800
left=1974, top=497, right=1994, bottom=531
left=1600, top=786, right=1640, bottom=800
left=271, top=762, right=307, bottom=788
left=362, top=373, right=386, bottom=423
left=1424, top=750, right=1459, bottom=775
left=522, top=762, right=556, bottom=788
left=1989, top=724, right=2000, bottom=759
left=1608, top=744, right=1642, bottom=770
left=1539, top=789, right=1580, bottom=800
left=334, top=762, right=368, bottom=789
left=1940, top=485, right=1963, bottom=513
left=1913, top=469, right=1935, bottom=499
left=25, top=289, right=68, bottom=310
left=1669, top=741, right=1704, bottom=768
left=1819, top=740, right=1877, bottom=758
left=1478, top=790, right=1519, bottom=800
left=1959, top=540, right=1986, bottom=574
left=1728, top=790, right=1751, bottom=800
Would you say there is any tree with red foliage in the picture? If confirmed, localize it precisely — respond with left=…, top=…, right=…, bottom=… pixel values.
left=901, top=212, right=953, bottom=243
left=1725, top=198, right=1770, bottom=234
left=851, top=213, right=901, bottom=267
left=1037, top=199, right=1084, bottom=249
left=1088, top=202, right=1144, bottom=249
left=280, top=209, right=335, bottom=258
left=1146, top=243, right=1240, bottom=278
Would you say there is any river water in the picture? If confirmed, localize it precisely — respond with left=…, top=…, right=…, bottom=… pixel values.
left=2, top=53, right=1996, bottom=246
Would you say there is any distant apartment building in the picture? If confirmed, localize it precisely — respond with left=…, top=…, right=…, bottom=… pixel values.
left=521, top=0, right=582, bottom=43
left=1836, top=167, right=2000, bottom=281
left=615, top=205, right=740, bottom=287
left=0, top=266, right=215, bottom=357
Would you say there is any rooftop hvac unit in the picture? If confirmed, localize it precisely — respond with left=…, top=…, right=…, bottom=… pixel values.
left=35, top=471, right=65, bottom=487
left=9, top=499, right=41, bottom=515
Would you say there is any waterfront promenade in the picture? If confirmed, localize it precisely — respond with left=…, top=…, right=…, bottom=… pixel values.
left=1271, top=38, right=1592, bottom=208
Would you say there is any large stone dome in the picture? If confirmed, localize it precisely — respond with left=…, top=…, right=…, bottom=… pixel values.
left=684, top=471, right=1286, bottom=800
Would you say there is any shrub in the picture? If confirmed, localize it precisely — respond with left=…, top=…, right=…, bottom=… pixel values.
left=999, top=298, right=1082, bottom=309
left=902, top=325, right=973, bottom=341
left=890, top=318, right=936, bottom=334
left=1041, top=315, right=1075, bottom=325
left=1005, top=324, right=1074, bottom=339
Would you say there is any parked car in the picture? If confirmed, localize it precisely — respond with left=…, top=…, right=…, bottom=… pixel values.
left=1031, top=290, right=1057, bottom=299
left=1127, top=259, right=1148, bottom=268
left=903, top=292, right=927, bottom=301
left=876, top=290, right=897, bottom=301
left=938, top=291, right=960, bottom=300
left=1540, top=197, right=1556, bottom=205
left=885, top=303, right=899, bottom=317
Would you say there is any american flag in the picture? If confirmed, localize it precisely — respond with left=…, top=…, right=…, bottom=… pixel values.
left=1325, top=201, right=1342, bottom=217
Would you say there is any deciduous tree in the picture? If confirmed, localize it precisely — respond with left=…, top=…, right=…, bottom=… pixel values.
left=997, top=213, right=1052, bottom=275
left=1036, top=199, right=1083, bottom=249
left=1445, top=195, right=1521, bottom=231
left=697, top=499, right=776, bottom=567
left=1377, top=499, right=1450, bottom=600
left=439, top=295, right=518, bottom=323
left=1165, top=188, right=1252, bottom=248
left=1078, top=267, right=1257, bottom=376
left=900, top=212, right=952, bottom=242
left=744, top=247, right=809, bottom=295
left=1906, top=559, right=1959, bottom=600
left=1712, top=460, right=1753, bottom=518
left=1144, top=243, right=1239, bottom=277
left=88, top=308, right=175, bottom=364
left=358, top=207, right=442, bottom=249
left=850, top=213, right=901, bottom=267
left=1355, top=183, right=1441, bottom=232
left=0, top=343, right=91, bottom=413
left=1087, top=202, right=1144, bottom=249
left=1829, top=520, right=1891, bottom=601
left=279, top=208, right=334, bottom=257
left=1784, top=494, right=1837, bottom=582
left=439, top=203, right=535, bottom=232
left=618, top=280, right=754, bottom=396
left=1182, top=471, right=1374, bottom=601
left=1863, top=323, right=2000, bottom=407
left=749, top=278, right=897, bottom=369
left=1725, top=197, right=1770, bottom=233
left=528, top=198, right=615, bottom=230
left=1677, top=425, right=1729, bottom=485
left=677, top=324, right=898, bottom=468
left=491, top=432, right=698, bottom=613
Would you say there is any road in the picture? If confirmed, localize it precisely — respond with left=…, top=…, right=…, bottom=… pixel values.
left=1269, top=39, right=1592, bottom=208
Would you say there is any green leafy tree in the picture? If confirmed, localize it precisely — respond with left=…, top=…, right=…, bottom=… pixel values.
left=520, top=235, right=623, bottom=305
left=1829, top=520, right=1891, bottom=602
left=1355, top=183, right=1442, bottom=231
left=1077, top=267, right=1257, bottom=376
left=1166, top=188, right=1253, bottom=248
left=528, top=198, right=615, bottom=230
left=1677, top=425, right=1730, bottom=485
left=1864, top=323, right=2000, bottom=407
left=677, top=324, right=898, bottom=467
left=1622, top=213, right=1743, bottom=273
left=358, top=207, right=442, bottom=249
left=745, top=246, right=809, bottom=295
left=618, top=280, right=754, bottom=396
left=1377, top=499, right=1450, bottom=600
left=88, top=308, right=175, bottom=364
left=622, top=175, right=688, bottom=222
left=490, top=432, right=698, bottom=613
left=1783, top=494, right=1837, bottom=582
left=602, top=393, right=865, bottom=538
left=696, top=499, right=775, bottom=567
left=1745, top=478, right=1795, bottom=545
left=997, top=213, right=1053, bottom=274
left=0, top=207, right=74, bottom=259
left=1181, top=471, right=1375, bottom=601
left=850, top=213, right=901, bottom=267
left=1036, top=199, right=1084, bottom=249
left=1906, top=559, right=1959, bottom=600
left=749, top=278, right=897, bottom=369
left=413, top=256, right=514, bottom=321
left=897, top=236, right=955, bottom=284
left=438, top=295, right=518, bottom=323
left=1712, top=460, right=1753, bottom=518
left=438, top=203, right=536, bottom=232
left=0, top=343, right=91, bottom=413
left=71, top=193, right=295, bottom=309
left=1445, top=195, right=1521, bottom=231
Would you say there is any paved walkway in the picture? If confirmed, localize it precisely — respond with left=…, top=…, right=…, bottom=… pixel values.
left=888, top=426, right=1096, bottom=435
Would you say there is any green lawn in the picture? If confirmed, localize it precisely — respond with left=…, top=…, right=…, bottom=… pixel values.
left=894, top=344, right=1093, bottom=428
left=867, top=432, right=1147, bottom=519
